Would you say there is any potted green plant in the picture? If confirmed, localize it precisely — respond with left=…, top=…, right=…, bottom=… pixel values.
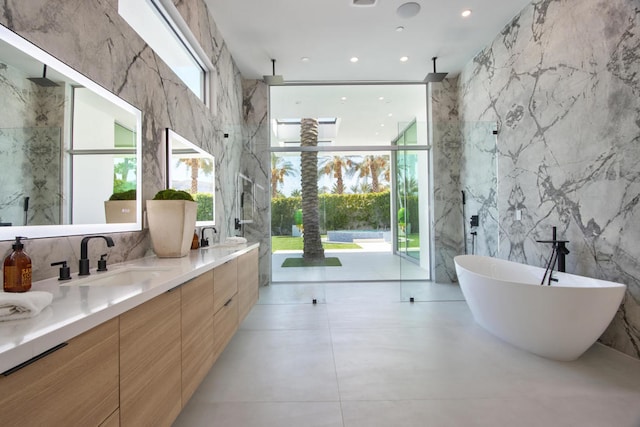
left=105, top=189, right=137, bottom=223
left=146, top=189, right=197, bottom=257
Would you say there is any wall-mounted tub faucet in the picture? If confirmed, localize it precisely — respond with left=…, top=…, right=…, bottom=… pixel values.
left=79, top=235, right=115, bottom=276
left=200, top=226, right=217, bottom=247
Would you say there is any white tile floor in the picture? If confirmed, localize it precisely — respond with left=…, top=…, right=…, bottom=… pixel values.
left=173, top=282, right=640, bottom=427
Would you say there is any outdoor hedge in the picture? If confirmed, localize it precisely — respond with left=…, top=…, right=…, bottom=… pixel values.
left=271, top=191, right=397, bottom=235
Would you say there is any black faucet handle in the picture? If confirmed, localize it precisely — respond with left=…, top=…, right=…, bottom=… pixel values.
left=97, top=254, right=108, bottom=272
left=51, top=260, right=72, bottom=281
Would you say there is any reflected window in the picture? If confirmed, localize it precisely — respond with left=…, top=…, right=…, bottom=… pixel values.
left=71, top=88, right=138, bottom=224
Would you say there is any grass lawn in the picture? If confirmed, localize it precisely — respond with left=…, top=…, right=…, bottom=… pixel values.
left=272, top=236, right=362, bottom=253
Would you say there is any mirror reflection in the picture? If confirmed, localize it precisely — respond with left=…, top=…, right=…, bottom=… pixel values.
left=237, top=173, right=254, bottom=226
left=165, top=129, right=215, bottom=225
left=0, top=25, right=142, bottom=240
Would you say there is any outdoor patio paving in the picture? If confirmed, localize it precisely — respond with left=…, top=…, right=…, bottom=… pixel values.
left=271, top=240, right=429, bottom=283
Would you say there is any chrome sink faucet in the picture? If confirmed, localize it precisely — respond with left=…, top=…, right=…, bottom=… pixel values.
left=200, top=226, right=217, bottom=247
left=79, top=235, right=115, bottom=276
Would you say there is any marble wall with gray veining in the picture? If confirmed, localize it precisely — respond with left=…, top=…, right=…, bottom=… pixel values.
left=429, top=78, right=463, bottom=282
left=241, top=79, right=271, bottom=286
left=458, top=0, right=640, bottom=359
left=0, top=0, right=254, bottom=282
left=0, top=62, right=64, bottom=227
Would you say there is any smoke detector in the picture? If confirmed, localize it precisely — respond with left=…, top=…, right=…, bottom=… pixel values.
left=352, top=0, right=377, bottom=6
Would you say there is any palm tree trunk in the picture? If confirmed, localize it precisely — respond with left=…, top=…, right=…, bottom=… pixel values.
left=190, top=158, right=199, bottom=193
left=300, top=118, right=324, bottom=260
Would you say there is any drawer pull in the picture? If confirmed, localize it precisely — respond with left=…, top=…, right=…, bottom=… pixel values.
left=2, top=342, right=68, bottom=376
left=224, top=298, right=233, bottom=307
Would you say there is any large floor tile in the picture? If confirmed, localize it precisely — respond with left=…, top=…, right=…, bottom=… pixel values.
left=341, top=399, right=548, bottom=427
left=331, top=326, right=523, bottom=400
left=258, top=283, right=327, bottom=304
left=240, top=303, right=330, bottom=331
left=174, top=401, right=344, bottom=427
left=191, top=329, right=340, bottom=403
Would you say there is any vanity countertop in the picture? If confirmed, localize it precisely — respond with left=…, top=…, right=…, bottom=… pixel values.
left=0, top=242, right=259, bottom=373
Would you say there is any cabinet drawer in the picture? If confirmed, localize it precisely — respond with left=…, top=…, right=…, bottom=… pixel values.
left=181, top=270, right=215, bottom=404
left=237, top=248, right=259, bottom=322
left=213, top=258, right=238, bottom=313
left=120, top=290, right=181, bottom=427
left=0, top=318, right=119, bottom=426
left=213, top=294, right=238, bottom=362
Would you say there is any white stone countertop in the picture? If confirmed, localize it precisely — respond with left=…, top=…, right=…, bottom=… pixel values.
left=0, top=242, right=259, bottom=373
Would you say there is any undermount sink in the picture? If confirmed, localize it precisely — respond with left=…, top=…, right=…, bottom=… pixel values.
left=60, top=266, right=171, bottom=287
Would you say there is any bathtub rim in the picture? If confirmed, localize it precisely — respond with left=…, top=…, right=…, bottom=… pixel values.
left=453, top=254, right=626, bottom=290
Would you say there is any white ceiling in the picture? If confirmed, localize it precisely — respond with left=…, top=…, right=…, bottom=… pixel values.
left=203, top=0, right=531, bottom=82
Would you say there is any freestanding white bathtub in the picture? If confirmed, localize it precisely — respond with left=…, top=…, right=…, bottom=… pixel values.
left=454, top=255, right=626, bottom=361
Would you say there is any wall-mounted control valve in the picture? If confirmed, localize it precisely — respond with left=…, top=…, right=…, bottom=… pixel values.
left=470, top=215, right=479, bottom=228
left=51, top=260, right=71, bottom=281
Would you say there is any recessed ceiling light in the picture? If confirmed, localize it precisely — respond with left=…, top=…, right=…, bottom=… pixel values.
left=380, top=123, right=385, bottom=127
left=400, top=56, right=409, bottom=62
left=395, top=26, right=405, bottom=32
left=301, top=56, right=310, bottom=62
left=388, top=113, right=393, bottom=117
left=350, top=57, right=359, bottom=63
left=378, top=96, right=384, bottom=101
left=341, top=96, right=347, bottom=101
left=397, top=2, right=420, bottom=19
left=462, top=9, right=472, bottom=17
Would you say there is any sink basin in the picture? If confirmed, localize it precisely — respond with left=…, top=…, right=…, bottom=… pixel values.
left=61, top=266, right=171, bottom=287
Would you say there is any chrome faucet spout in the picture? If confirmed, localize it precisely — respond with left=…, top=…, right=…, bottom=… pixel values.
left=79, top=235, right=115, bottom=276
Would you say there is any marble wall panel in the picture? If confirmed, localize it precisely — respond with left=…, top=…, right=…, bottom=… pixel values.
left=0, top=0, right=249, bottom=282
left=458, top=0, right=640, bottom=359
left=0, top=62, right=64, bottom=227
left=430, top=78, right=463, bottom=282
left=241, top=79, right=271, bottom=286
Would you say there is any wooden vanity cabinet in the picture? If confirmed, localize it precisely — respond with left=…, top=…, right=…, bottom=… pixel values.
left=213, top=258, right=239, bottom=361
left=181, top=269, right=215, bottom=404
left=119, top=289, right=182, bottom=427
left=237, top=247, right=259, bottom=323
left=0, top=317, right=119, bottom=426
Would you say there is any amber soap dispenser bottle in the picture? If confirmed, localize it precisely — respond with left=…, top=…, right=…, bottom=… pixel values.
left=3, top=236, right=32, bottom=292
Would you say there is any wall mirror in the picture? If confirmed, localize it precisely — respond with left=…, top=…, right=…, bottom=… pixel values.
left=165, top=129, right=215, bottom=225
left=236, top=173, right=254, bottom=227
left=0, top=25, right=142, bottom=240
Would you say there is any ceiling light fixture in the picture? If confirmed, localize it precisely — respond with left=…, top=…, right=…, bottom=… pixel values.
left=301, top=57, right=310, bottom=62
left=352, top=0, right=377, bottom=6
left=350, top=57, right=359, bottom=63
left=462, top=9, right=472, bottom=17
left=400, top=56, right=409, bottom=62
left=341, top=96, right=347, bottom=101
left=395, top=26, right=405, bottom=32
left=378, top=96, right=384, bottom=101
left=396, top=2, right=421, bottom=19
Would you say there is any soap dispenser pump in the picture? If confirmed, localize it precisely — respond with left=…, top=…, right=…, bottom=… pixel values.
left=3, top=236, right=32, bottom=292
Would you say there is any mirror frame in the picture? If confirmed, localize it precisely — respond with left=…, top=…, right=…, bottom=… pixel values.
left=0, top=25, right=143, bottom=240
left=165, top=128, right=215, bottom=226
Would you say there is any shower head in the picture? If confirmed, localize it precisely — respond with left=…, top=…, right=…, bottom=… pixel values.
left=263, top=59, right=284, bottom=85
left=424, top=57, right=448, bottom=83
left=28, top=64, right=59, bottom=87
